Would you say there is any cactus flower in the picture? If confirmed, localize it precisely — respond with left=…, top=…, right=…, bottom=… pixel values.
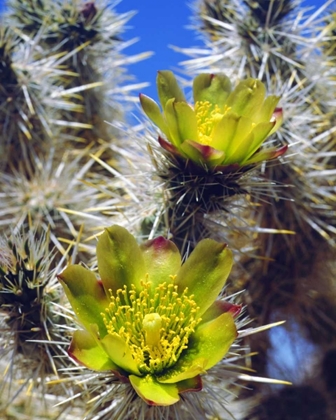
left=58, top=225, right=239, bottom=406
left=140, top=71, right=286, bottom=169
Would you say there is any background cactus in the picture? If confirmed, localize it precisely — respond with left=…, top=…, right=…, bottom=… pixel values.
left=0, top=0, right=335, bottom=419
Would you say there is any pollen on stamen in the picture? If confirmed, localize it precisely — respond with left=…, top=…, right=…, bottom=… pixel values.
left=195, top=101, right=226, bottom=145
left=101, top=280, right=201, bottom=375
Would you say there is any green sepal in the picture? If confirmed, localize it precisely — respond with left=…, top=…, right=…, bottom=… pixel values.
left=100, top=333, right=141, bottom=376
left=68, top=329, right=118, bottom=371
left=226, top=78, right=265, bottom=119
left=193, top=73, right=232, bottom=109
left=58, top=265, right=108, bottom=336
left=96, top=225, right=146, bottom=294
left=139, top=94, right=170, bottom=137
left=180, top=140, right=225, bottom=166
left=157, top=70, right=186, bottom=109
left=175, top=239, right=233, bottom=316
left=140, top=237, right=181, bottom=288
left=176, top=375, right=202, bottom=394
left=129, top=374, right=180, bottom=406
left=243, top=144, right=288, bottom=165
left=180, top=312, right=237, bottom=371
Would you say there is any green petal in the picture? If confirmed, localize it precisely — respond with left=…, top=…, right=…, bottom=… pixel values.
left=224, top=116, right=254, bottom=156
left=156, top=358, right=207, bottom=384
left=226, top=78, right=265, bottom=118
left=164, top=98, right=184, bottom=147
left=193, top=73, right=232, bottom=108
left=269, top=108, right=283, bottom=134
left=174, top=101, right=198, bottom=142
left=175, top=239, right=233, bottom=316
left=129, top=374, right=180, bottom=406
left=140, top=237, right=181, bottom=288
left=100, top=334, right=141, bottom=376
left=69, top=329, right=118, bottom=371
left=241, top=121, right=276, bottom=163
left=191, top=312, right=236, bottom=369
left=139, top=94, right=170, bottom=137
left=180, top=312, right=237, bottom=371
left=157, top=70, right=186, bottom=109
left=254, top=95, right=280, bottom=124
left=158, top=313, right=236, bottom=384
left=211, top=113, right=240, bottom=152
left=96, top=225, right=146, bottom=294
left=58, top=265, right=108, bottom=336
left=200, top=300, right=242, bottom=325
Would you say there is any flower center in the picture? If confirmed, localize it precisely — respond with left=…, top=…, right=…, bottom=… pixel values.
left=101, top=279, right=201, bottom=375
left=195, top=101, right=229, bottom=145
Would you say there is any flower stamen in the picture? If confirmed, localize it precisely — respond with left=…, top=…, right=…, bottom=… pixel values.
left=102, top=280, right=201, bottom=375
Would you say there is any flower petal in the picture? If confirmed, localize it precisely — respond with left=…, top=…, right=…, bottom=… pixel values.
left=240, top=121, right=276, bottom=164
left=156, top=358, right=207, bottom=384
left=139, top=94, right=170, bottom=137
left=224, top=116, right=254, bottom=157
left=181, top=312, right=237, bottom=371
left=140, top=236, right=181, bottom=288
left=99, top=334, right=141, bottom=376
left=193, top=73, right=232, bottom=109
left=226, top=78, right=266, bottom=119
left=254, top=95, right=280, bottom=124
left=269, top=107, right=283, bottom=134
left=200, top=300, right=242, bottom=325
left=211, top=112, right=240, bottom=152
left=175, top=239, right=233, bottom=316
left=129, top=374, right=180, bottom=406
left=157, top=70, right=186, bottom=109
left=97, top=225, right=146, bottom=294
left=58, top=265, right=108, bottom=335
left=174, top=101, right=198, bottom=142
left=69, top=329, right=118, bottom=371
left=164, top=98, right=184, bottom=146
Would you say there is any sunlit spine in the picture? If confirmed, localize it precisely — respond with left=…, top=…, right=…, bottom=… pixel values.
left=166, top=0, right=336, bottom=416
left=6, top=0, right=152, bottom=158
left=0, top=228, right=82, bottom=417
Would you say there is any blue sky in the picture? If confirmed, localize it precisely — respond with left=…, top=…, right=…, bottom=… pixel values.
left=114, top=0, right=326, bottom=101
left=0, top=0, right=328, bottom=102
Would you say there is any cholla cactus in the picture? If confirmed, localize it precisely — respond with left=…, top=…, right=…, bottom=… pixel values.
left=0, top=146, right=115, bottom=256
left=173, top=0, right=336, bottom=416
left=139, top=70, right=286, bottom=251
left=0, top=228, right=75, bottom=414
left=141, top=71, right=284, bottom=168
left=58, top=225, right=237, bottom=405
left=0, top=26, right=76, bottom=171
left=6, top=0, right=151, bottom=154
left=57, top=225, right=288, bottom=418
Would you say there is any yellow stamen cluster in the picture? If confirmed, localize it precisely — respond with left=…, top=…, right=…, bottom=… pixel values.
left=101, top=279, right=200, bottom=375
left=195, top=101, right=228, bottom=145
